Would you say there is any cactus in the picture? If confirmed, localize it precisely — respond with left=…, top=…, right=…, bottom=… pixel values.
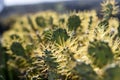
left=88, top=39, right=113, bottom=68
left=67, top=15, right=81, bottom=31
left=103, top=65, right=120, bottom=80
left=52, top=28, right=69, bottom=45
left=1, top=0, right=120, bottom=80
left=98, top=0, right=119, bottom=31
left=35, top=16, right=46, bottom=27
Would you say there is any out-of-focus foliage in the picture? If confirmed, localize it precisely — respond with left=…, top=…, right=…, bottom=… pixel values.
left=1, top=0, right=120, bottom=80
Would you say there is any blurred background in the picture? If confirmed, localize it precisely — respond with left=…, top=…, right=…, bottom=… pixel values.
left=0, top=0, right=120, bottom=35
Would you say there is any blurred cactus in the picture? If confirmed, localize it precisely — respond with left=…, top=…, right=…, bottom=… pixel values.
left=67, top=15, right=81, bottom=31
left=1, top=0, right=120, bottom=80
left=103, top=65, right=120, bottom=80
left=10, top=42, right=25, bottom=56
left=98, top=0, right=119, bottom=31
left=73, top=63, right=98, bottom=80
left=35, top=16, right=46, bottom=27
left=88, top=39, right=113, bottom=68
left=52, top=28, right=69, bottom=45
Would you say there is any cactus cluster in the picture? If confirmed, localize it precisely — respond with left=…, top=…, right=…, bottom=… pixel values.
left=0, top=0, right=120, bottom=80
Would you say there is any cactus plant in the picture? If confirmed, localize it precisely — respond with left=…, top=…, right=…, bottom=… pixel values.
left=0, top=0, right=120, bottom=80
